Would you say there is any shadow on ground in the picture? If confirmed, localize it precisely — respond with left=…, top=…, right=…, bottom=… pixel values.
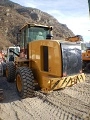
left=0, top=77, right=21, bottom=103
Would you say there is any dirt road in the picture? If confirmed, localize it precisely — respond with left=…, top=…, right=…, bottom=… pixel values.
left=0, top=75, right=90, bottom=120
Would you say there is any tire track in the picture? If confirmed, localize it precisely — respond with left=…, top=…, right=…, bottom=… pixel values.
left=0, top=75, right=90, bottom=120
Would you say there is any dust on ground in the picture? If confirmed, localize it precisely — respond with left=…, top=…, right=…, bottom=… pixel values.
left=0, top=75, right=90, bottom=120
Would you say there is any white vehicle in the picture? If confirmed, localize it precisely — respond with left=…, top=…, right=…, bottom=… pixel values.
left=0, top=46, right=20, bottom=77
left=7, top=46, right=20, bottom=62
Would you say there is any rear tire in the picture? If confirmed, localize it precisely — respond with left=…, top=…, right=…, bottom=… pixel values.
left=2, top=62, right=6, bottom=77
left=16, top=67, right=35, bottom=98
left=6, top=62, right=15, bottom=82
left=0, top=63, right=3, bottom=77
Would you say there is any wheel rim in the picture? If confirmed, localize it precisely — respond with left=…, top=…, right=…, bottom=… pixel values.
left=6, top=67, right=8, bottom=78
left=16, top=74, right=22, bottom=92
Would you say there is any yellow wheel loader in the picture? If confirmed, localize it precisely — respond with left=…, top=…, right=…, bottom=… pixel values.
left=5, top=23, right=85, bottom=98
left=81, top=43, right=90, bottom=72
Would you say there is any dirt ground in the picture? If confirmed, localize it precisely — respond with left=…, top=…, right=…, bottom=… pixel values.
left=0, top=75, right=90, bottom=120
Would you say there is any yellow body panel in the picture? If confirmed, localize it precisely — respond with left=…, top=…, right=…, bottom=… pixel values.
left=28, top=40, right=62, bottom=87
left=29, top=40, right=61, bottom=71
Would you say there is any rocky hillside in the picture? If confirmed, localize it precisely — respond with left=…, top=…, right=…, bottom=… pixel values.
left=0, top=0, right=74, bottom=50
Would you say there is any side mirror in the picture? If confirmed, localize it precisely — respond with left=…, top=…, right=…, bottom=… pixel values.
left=46, top=34, right=53, bottom=39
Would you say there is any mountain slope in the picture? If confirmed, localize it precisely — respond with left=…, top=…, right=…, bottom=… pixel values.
left=0, top=0, right=74, bottom=50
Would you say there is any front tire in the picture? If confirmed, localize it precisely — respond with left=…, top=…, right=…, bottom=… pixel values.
left=16, top=67, right=35, bottom=98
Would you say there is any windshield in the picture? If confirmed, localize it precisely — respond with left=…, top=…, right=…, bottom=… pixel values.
left=81, top=43, right=87, bottom=51
left=15, top=48, right=20, bottom=54
left=28, top=27, right=50, bottom=41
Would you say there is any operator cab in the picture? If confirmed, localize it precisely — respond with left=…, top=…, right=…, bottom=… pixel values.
left=17, top=23, right=53, bottom=54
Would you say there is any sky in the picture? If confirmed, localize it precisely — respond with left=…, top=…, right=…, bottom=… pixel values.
left=11, top=0, right=90, bottom=42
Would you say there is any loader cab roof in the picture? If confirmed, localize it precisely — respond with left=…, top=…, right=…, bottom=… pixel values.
left=19, top=23, right=53, bottom=31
